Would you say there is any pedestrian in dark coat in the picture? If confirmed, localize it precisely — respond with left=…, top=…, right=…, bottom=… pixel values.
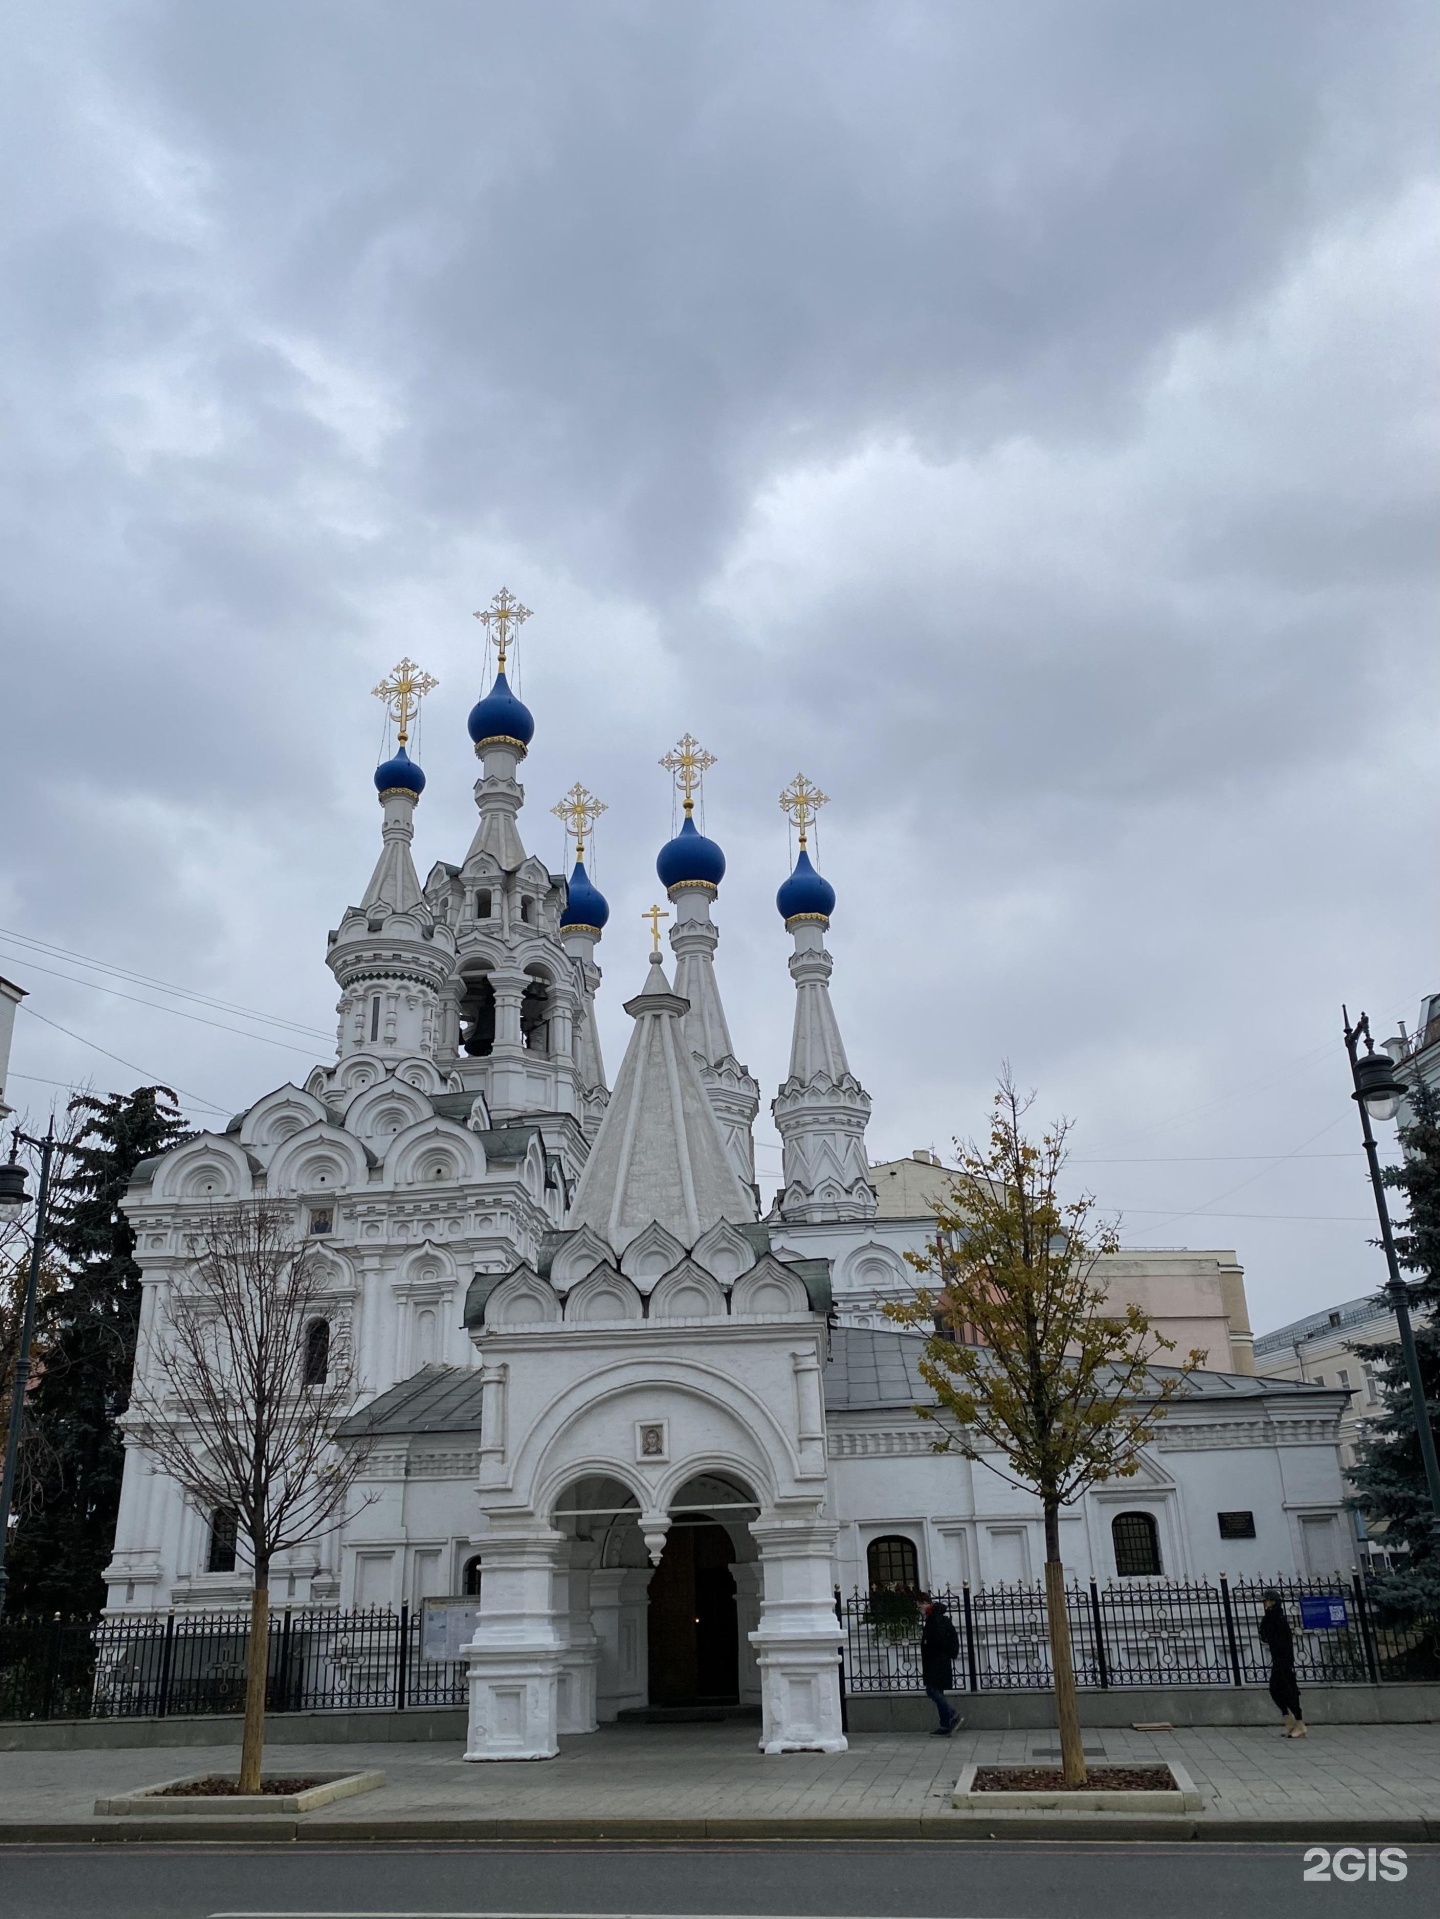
left=920, top=1597, right=960, bottom=1735
left=1259, top=1589, right=1307, bottom=1738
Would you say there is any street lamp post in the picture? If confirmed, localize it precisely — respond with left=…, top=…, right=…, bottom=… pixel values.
left=1343, top=1008, right=1440, bottom=1548
left=0, top=1123, right=74, bottom=1612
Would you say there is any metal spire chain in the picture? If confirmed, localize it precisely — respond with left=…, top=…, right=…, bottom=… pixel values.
left=551, top=782, right=608, bottom=862
left=371, top=657, right=438, bottom=748
left=779, top=772, right=829, bottom=850
left=473, top=587, right=533, bottom=676
left=660, top=733, right=716, bottom=817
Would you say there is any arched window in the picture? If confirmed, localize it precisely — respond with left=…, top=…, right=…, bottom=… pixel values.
left=303, top=1317, right=331, bottom=1386
left=521, top=967, right=552, bottom=1054
left=462, top=1555, right=483, bottom=1596
left=867, top=1534, right=920, bottom=1591
left=414, top=1307, right=437, bottom=1366
left=208, top=1507, right=239, bottom=1574
left=460, top=972, right=495, bottom=1056
left=475, top=888, right=492, bottom=919
left=1112, top=1510, right=1162, bottom=1577
left=519, top=896, right=533, bottom=925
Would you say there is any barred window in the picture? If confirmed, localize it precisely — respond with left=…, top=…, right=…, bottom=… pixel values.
left=462, top=1555, right=483, bottom=1597
left=1112, top=1510, right=1162, bottom=1577
left=207, top=1507, right=239, bottom=1574
left=866, top=1534, right=920, bottom=1591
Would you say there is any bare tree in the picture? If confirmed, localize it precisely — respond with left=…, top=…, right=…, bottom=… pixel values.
left=129, top=1203, right=369, bottom=1791
left=884, top=1075, right=1201, bottom=1786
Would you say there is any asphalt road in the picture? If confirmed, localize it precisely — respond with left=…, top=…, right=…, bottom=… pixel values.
left=2, top=1843, right=1439, bottom=1919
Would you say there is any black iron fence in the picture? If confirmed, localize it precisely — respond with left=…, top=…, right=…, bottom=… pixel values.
left=0, top=1605, right=468, bottom=1723
left=839, top=1573, right=1440, bottom=1693
left=2, top=1573, right=1437, bottom=1724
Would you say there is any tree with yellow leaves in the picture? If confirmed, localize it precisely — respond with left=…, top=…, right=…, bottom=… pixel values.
left=884, top=1074, right=1202, bottom=1786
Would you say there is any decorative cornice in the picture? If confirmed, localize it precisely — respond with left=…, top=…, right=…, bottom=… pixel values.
left=829, top=1428, right=934, bottom=1458
left=408, top=1447, right=480, bottom=1478
left=1154, top=1415, right=1341, bottom=1451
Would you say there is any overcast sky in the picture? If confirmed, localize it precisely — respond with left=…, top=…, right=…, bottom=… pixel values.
left=1, top=1, right=1434, bottom=1335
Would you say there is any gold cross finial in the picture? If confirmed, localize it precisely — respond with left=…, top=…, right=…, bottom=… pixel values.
left=779, top=772, right=829, bottom=850
left=372, top=657, right=439, bottom=748
left=642, top=903, right=670, bottom=951
left=473, top=586, right=533, bottom=675
left=551, top=782, right=608, bottom=862
left=659, top=733, right=717, bottom=816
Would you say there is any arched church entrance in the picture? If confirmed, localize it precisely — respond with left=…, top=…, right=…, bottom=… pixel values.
left=646, top=1472, right=756, bottom=1710
left=647, top=1518, right=738, bottom=1706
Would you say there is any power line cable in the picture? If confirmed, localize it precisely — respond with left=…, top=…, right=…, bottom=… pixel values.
left=1117, top=1111, right=1357, bottom=1240
left=17, top=1004, right=232, bottom=1118
left=1117, top=1209, right=1371, bottom=1223
left=0, top=952, right=324, bottom=1056
left=0, top=927, right=332, bottom=1041
left=1083, top=983, right=1425, bottom=1151
left=1071, top=1153, right=1358, bottom=1164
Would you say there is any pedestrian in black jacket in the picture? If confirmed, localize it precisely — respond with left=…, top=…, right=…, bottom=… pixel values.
left=1259, top=1589, right=1307, bottom=1738
left=920, top=1597, right=960, bottom=1735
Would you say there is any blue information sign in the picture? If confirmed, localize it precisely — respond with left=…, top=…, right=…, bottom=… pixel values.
left=1299, top=1595, right=1349, bottom=1630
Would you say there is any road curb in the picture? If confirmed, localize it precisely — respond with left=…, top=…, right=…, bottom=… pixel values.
left=0, top=1812, right=1438, bottom=1844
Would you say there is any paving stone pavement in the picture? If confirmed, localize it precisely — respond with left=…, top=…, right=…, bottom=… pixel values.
left=0, top=1719, right=1437, bottom=1833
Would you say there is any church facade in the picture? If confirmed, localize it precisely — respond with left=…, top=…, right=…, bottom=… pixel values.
left=107, top=600, right=1351, bottom=1759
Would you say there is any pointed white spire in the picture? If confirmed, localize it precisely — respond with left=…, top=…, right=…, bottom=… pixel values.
left=655, top=734, right=759, bottom=1194
left=668, top=890, right=760, bottom=1192
left=568, top=948, right=755, bottom=1252
left=771, top=786, right=876, bottom=1223
left=362, top=785, right=428, bottom=916
left=327, top=742, right=453, bottom=1063
left=465, top=590, right=538, bottom=871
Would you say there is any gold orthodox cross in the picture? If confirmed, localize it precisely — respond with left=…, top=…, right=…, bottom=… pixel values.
left=371, top=657, right=439, bottom=747
left=643, top=903, right=670, bottom=951
left=659, top=733, right=717, bottom=816
left=551, top=782, right=608, bottom=862
left=778, top=772, right=829, bottom=849
left=473, top=587, right=533, bottom=675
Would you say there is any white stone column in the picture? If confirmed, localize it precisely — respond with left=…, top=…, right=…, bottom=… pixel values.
left=463, top=1527, right=567, bottom=1761
left=730, top=1560, right=762, bottom=1706
left=556, top=1538, right=600, bottom=1734
left=748, top=1513, right=846, bottom=1754
left=587, top=1566, right=626, bottom=1721
left=487, top=965, right=530, bottom=1117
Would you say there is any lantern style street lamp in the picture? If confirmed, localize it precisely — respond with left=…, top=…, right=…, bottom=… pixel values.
left=1343, top=1009, right=1440, bottom=1546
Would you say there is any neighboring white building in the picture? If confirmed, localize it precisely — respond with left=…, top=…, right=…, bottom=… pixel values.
left=1253, top=1294, right=1395, bottom=1472
left=819, top=1149, right=1256, bottom=1373
left=1384, top=990, right=1440, bottom=1137
left=1253, top=1291, right=1414, bottom=1567
left=107, top=617, right=1351, bottom=1759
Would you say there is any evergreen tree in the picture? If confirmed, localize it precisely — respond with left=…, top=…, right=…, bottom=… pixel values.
left=3, top=1087, right=187, bottom=1616
left=1348, top=1078, right=1440, bottom=1608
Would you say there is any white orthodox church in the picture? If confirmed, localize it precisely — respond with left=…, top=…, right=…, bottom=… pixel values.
left=107, top=598, right=1351, bottom=1759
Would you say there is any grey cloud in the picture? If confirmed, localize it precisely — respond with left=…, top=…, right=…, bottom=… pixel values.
left=0, top=0, right=1434, bottom=1329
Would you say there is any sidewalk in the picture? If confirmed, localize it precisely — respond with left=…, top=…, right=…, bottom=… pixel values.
left=1, top=1720, right=1437, bottom=1842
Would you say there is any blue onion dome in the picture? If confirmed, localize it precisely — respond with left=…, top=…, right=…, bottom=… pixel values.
left=777, top=847, right=836, bottom=924
left=656, top=813, right=726, bottom=895
left=560, top=858, right=610, bottom=933
left=374, top=744, right=426, bottom=797
left=466, top=670, right=535, bottom=751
